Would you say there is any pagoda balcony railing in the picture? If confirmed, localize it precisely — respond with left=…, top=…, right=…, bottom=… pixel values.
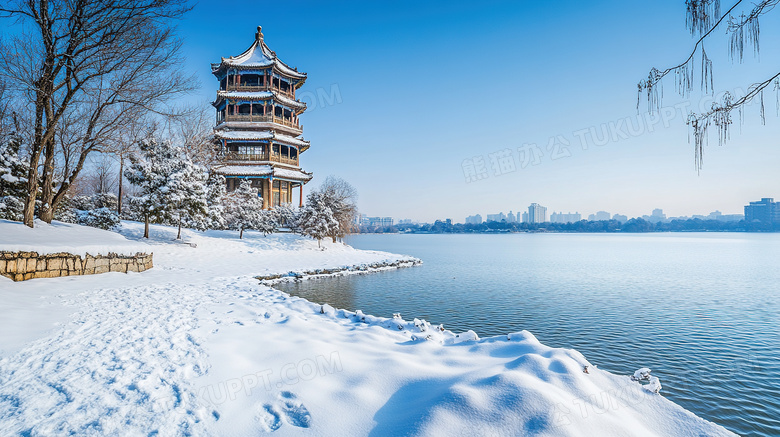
left=224, top=113, right=301, bottom=130
left=223, top=152, right=299, bottom=166
left=225, top=84, right=294, bottom=98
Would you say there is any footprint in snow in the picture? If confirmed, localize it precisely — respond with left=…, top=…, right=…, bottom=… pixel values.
left=257, top=392, right=311, bottom=432
left=258, top=404, right=282, bottom=432
left=277, top=391, right=311, bottom=428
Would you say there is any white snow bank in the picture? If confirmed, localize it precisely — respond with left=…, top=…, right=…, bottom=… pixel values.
left=0, top=220, right=151, bottom=256
left=0, top=221, right=736, bottom=436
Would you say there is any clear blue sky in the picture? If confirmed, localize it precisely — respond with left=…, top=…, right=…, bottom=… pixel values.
left=178, top=0, right=780, bottom=222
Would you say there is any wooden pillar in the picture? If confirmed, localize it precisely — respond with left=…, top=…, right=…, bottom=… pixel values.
left=262, top=179, right=270, bottom=210
left=299, top=184, right=303, bottom=207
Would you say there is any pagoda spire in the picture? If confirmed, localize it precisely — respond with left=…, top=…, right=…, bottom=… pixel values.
left=255, top=26, right=264, bottom=43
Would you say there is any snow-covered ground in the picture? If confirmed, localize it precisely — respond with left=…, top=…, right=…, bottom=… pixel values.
left=0, top=221, right=735, bottom=436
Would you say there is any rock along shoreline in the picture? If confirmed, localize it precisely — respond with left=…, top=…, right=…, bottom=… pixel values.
left=256, top=258, right=422, bottom=285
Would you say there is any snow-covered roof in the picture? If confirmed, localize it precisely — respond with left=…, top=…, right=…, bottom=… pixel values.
left=216, top=91, right=307, bottom=110
left=273, top=133, right=310, bottom=148
left=214, top=131, right=274, bottom=141
left=214, top=130, right=310, bottom=149
left=212, top=27, right=306, bottom=81
left=214, top=165, right=312, bottom=182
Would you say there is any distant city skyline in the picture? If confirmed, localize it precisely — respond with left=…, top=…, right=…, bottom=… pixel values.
left=426, top=196, right=771, bottom=225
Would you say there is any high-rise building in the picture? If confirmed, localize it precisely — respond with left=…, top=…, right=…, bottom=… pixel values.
left=550, top=212, right=581, bottom=223
left=465, top=214, right=483, bottom=224
left=612, top=214, right=628, bottom=223
left=507, top=211, right=517, bottom=223
left=486, top=212, right=507, bottom=222
left=745, top=198, right=780, bottom=224
left=522, top=211, right=529, bottom=223
left=588, top=211, right=611, bottom=221
left=644, top=208, right=667, bottom=223
left=528, top=203, right=547, bottom=224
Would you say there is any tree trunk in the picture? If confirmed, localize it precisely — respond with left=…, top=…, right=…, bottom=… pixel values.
left=118, top=156, right=124, bottom=217
left=38, top=137, right=56, bottom=223
left=144, top=214, right=150, bottom=239
left=22, top=178, right=37, bottom=228
left=177, top=213, right=182, bottom=240
left=239, top=227, right=244, bottom=239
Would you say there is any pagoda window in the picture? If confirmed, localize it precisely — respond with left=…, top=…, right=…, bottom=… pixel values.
left=281, top=145, right=289, bottom=158
left=290, top=147, right=298, bottom=159
left=220, top=77, right=227, bottom=90
left=238, top=104, right=251, bottom=114
left=272, top=144, right=280, bottom=157
left=251, top=103, right=263, bottom=115
left=274, top=106, right=283, bottom=117
left=236, top=144, right=264, bottom=158
left=240, top=74, right=262, bottom=87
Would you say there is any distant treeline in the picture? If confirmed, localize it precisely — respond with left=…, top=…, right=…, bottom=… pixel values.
left=358, top=218, right=780, bottom=234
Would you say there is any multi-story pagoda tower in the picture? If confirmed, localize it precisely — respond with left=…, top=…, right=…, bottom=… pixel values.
left=212, top=26, right=312, bottom=208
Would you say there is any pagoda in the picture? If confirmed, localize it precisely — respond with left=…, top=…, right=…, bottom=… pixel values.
left=211, top=26, right=312, bottom=208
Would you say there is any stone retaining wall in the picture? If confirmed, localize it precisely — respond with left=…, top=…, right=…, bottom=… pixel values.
left=0, top=251, right=153, bottom=282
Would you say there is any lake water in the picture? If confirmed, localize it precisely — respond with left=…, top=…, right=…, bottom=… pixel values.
left=275, top=233, right=780, bottom=437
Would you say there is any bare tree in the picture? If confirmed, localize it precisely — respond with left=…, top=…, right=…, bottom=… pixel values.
left=166, top=104, right=219, bottom=169
left=0, top=0, right=197, bottom=227
left=103, top=114, right=157, bottom=216
left=638, top=0, right=780, bottom=171
left=85, top=154, right=118, bottom=195
left=319, top=176, right=358, bottom=242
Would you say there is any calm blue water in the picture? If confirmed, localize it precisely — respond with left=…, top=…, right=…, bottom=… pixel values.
left=275, top=233, right=780, bottom=436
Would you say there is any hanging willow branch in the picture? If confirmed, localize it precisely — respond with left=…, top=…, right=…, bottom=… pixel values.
left=686, top=0, right=722, bottom=35
left=688, top=72, right=780, bottom=171
left=727, top=0, right=778, bottom=62
left=638, top=0, right=744, bottom=112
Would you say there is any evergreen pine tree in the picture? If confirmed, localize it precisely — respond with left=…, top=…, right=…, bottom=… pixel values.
left=223, top=180, right=263, bottom=239
left=299, top=190, right=339, bottom=248
left=125, top=139, right=208, bottom=239
left=0, top=137, right=30, bottom=221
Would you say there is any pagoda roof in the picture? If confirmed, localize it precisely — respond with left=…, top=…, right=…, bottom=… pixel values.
left=214, top=164, right=312, bottom=182
left=212, top=26, right=306, bottom=81
left=215, top=91, right=306, bottom=110
left=214, top=130, right=310, bottom=150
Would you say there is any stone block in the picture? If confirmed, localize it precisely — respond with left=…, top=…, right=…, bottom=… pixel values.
left=84, top=257, right=95, bottom=270
left=0, top=259, right=6, bottom=273
left=94, top=265, right=109, bottom=274
left=46, top=258, right=57, bottom=270
left=6, top=259, right=16, bottom=272
left=37, top=259, right=47, bottom=271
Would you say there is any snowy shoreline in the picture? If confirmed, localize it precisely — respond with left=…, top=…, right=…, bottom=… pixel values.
left=0, top=221, right=737, bottom=436
left=256, top=258, right=422, bottom=284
